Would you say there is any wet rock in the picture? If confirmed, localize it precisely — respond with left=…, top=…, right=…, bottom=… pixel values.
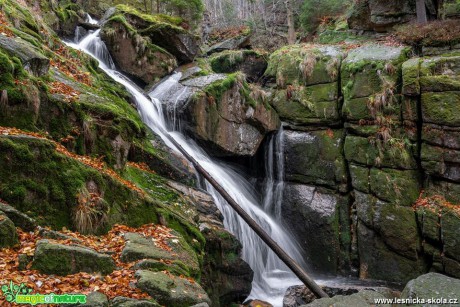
left=32, top=240, right=115, bottom=275
left=401, top=273, right=460, bottom=304
left=178, top=74, right=280, bottom=157
left=135, top=270, right=211, bottom=307
left=0, top=35, right=49, bottom=77
left=166, top=180, right=253, bottom=306
left=283, top=285, right=316, bottom=307
left=101, top=19, right=177, bottom=85
left=104, top=6, right=199, bottom=63
left=0, top=201, right=36, bottom=231
left=282, top=184, right=346, bottom=274
left=284, top=129, right=347, bottom=191
left=0, top=213, right=19, bottom=248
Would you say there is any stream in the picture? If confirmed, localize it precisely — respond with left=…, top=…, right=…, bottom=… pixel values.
left=67, top=18, right=310, bottom=306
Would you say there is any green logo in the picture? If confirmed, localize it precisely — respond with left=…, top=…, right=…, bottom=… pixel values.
left=1, top=281, right=87, bottom=305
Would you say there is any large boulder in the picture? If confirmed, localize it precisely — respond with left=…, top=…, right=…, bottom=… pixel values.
left=135, top=270, right=211, bottom=307
left=101, top=17, right=177, bottom=86
left=302, top=290, right=391, bottom=307
left=158, top=73, right=280, bottom=157
left=0, top=213, right=18, bottom=248
left=31, top=240, right=115, bottom=275
left=401, top=273, right=460, bottom=304
left=210, top=50, right=268, bottom=82
left=102, top=5, right=199, bottom=63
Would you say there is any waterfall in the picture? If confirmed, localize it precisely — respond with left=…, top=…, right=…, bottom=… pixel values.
left=67, top=27, right=308, bottom=307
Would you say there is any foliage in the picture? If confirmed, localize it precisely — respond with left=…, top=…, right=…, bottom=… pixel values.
left=395, top=20, right=460, bottom=47
left=299, top=0, right=352, bottom=33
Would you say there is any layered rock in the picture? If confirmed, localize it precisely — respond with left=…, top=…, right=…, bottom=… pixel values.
left=209, top=50, right=268, bottom=82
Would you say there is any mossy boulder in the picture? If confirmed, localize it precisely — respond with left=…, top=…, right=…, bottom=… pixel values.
left=0, top=201, right=36, bottom=231
left=80, top=291, right=109, bottom=307
left=209, top=50, right=268, bottom=82
left=369, top=168, right=420, bottom=206
left=283, top=129, right=347, bottom=191
left=135, top=270, right=211, bottom=307
left=105, top=5, right=199, bottom=63
left=120, top=232, right=200, bottom=278
left=32, top=240, right=115, bottom=275
left=110, top=296, right=160, bottom=307
left=0, top=213, right=19, bottom=248
left=401, top=273, right=460, bottom=304
left=101, top=19, right=177, bottom=86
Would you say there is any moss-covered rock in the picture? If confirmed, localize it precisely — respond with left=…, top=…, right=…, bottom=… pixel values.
left=401, top=273, right=460, bottom=303
left=370, top=168, right=420, bottom=206
left=110, top=296, right=160, bottom=307
left=344, top=135, right=417, bottom=170
left=0, top=213, right=19, bottom=248
left=182, top=73, right=280, bottom=157
left=209, top=50, right=268, bottom=82
left=101, top=18, right=177, bottom=86
left=0, top=201, right=36, bottom=231
left=135, top=270, right=211, bottom=307
left=421, top=92, right=460, bottom=127
left=32, top=239, right=115, bottom=275
left=305, top=290, right=391, bottom=307
left=104, top=5, right=199, bottom=63
left=265, top=44, right=343, bottom=88
left=421, top=143, right=460, bottom=182
left=284, top=129, right=347, bottom=191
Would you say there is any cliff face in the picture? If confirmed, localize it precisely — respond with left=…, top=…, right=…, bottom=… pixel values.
left=264, top=43, right=460, bottom=282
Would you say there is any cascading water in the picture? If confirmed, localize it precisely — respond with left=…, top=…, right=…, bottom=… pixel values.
left=67, top=25, right=309, bottom=306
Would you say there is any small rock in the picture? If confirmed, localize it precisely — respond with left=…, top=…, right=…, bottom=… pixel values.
left=37, top=226, right=82, bottom=243
left=111, top=296, right=160, bottom=307
left=18, top=254, right=32, bottom=271
left=80, top=291, right=109, bottom=307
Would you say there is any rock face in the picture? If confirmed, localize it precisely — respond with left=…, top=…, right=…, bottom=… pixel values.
left=100, top=5, right=199, bottom=85
left=347, top=0, right=441, bottom=32
left=0, top=214, right=19, bottom=248
left=32, top=240, right=115, bottom=275
left=265, top=45, right=344, bottom=127
left=135, top=270, right=211, bottom=307
left=157, top=72, right=280, bottom=157
left=266, top=43, right=460, bottom=282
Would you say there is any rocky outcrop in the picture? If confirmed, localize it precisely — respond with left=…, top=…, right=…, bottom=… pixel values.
left=32, top=240, right=115, bottom=275
left=101, top=5, right=199, bottom=78
left=347, top=0, right=442, bottom=32
left=156, top=71, right=280, bottom=157
left=207, top=33, right=252, bottom=55
left=266, top=42, right=460, bottom=283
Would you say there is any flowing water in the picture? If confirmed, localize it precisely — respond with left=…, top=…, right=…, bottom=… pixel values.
left=67, top=26, right=309, bottom=306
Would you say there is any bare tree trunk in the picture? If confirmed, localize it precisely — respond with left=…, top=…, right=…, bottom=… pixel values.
left=156, top=0, right=160, bottom=14
left=416, top=0, right=428, bottom=24
left=285, top=0, right=296, bottom=44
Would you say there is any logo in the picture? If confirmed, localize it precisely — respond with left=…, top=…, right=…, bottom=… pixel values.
left=1, top=281, right=87, bottom=305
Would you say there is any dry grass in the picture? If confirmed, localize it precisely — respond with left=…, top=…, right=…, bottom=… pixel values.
left=395, top=20, right=460, bottom=47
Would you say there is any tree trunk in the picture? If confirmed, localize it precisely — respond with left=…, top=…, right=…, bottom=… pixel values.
left=416, top=0, right=428, bottom=24
left=285, top=0, right=296, bottom=44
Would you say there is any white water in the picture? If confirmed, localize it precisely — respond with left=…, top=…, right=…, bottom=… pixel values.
left=67, top=28, right=309, bottom=306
